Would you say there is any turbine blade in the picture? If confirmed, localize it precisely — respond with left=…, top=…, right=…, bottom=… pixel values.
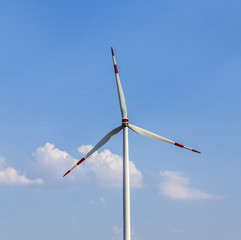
left=63, top=125, right=123, bottom=177
left=111, top=47, right=127, bottom=119
left=128, top=124, right=200, bottom=154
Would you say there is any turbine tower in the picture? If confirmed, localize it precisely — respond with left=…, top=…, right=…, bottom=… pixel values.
left=63, top=48, right=200, bottom=240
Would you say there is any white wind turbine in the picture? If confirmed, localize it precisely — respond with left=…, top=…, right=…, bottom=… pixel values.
left=63, top=48, right=200, bottom=240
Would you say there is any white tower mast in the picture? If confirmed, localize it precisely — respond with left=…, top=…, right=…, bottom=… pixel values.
left=123, top=120, right=131, bottom=240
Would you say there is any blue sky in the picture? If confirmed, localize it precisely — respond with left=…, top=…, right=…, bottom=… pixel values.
left=0, top=0, right=241, bottom=239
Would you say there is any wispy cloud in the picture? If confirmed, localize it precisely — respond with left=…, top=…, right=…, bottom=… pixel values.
left=112, top=225, right=122, bottom=239
left=159, top=170, right=223, bottom=200
left=32, top=143, right=142, bottom=188
left=89, top=197, right=106, bottom=205
left=0, top=157, right=43, bottom=185
left=112, top=226, right=140, bottom=240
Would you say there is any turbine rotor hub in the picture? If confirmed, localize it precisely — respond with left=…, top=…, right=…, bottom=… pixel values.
left=122, top=118, right=129, bottom=127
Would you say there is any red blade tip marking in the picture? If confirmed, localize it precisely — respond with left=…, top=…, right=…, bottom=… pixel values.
left=114, top=65, right=118, bottom=73
left=111, top=47, right=114, bottom=56
left=192, top=149, right=201, bottom=154
left=63, top=170, right=70, bottom=177
left=77, top=157, right=85, bottom=165
left=175, top=142, right=184, bottom=148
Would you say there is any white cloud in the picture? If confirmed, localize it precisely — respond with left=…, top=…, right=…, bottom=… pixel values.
left=159, top=170, right=222, bottom=200
left=32, top=143, right=89, bottom=184
left=0, top=157, right=43, bottom=185
left=32, top=143, right=142, bottom=188
left=78, top=145, right=142, bottom=188
left=78, top=145, right=93, bottom=155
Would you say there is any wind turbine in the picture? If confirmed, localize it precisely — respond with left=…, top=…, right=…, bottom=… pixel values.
left=63, top=48, right=200, bottom=240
